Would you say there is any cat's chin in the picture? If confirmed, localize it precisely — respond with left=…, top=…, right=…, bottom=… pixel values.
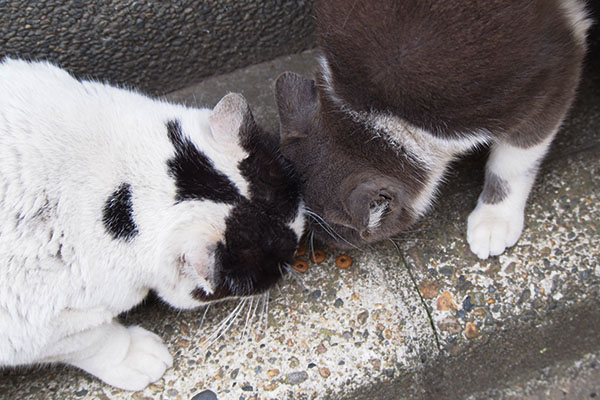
left=190, top=272, right=283, bottom=303
left=191, top=286, right=231, bottom=302
left=308, top=223, right=368, bottom=251
left=307, top=210, right=415, bottom=250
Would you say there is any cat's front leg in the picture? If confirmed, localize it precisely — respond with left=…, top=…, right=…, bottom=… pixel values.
left=44, top=319, right=173, bottom=391
left=467, top=135, right=554, bottom=259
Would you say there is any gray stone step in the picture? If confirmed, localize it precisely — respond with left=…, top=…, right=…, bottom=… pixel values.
left=0, top=0, right=315, bottom=94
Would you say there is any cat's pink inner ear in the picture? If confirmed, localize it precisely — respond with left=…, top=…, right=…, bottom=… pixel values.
left=181, top=251, right=213, bottom=293
left=209, top=92, right=250, bottom=145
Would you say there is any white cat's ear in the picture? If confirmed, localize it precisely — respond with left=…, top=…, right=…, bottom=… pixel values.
left=275, top=72, right=317, bottom=141
left=209, top=93, right=252, bottom=145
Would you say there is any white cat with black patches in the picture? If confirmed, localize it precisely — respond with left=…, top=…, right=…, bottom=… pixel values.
left=0, top=59, right=305, bottom=390
left=275, top=0, right=590, bottom=259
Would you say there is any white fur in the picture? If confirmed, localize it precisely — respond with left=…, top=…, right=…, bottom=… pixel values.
left=367, top=201, right=388, bottom=231
left=559, top=0, right=592, bottom=45
left=288, top=199, right=307, bottom=239
left=364, top=112, right=491, bottom=218
left=467, top=133, right=556, bottom=259
left=0, top=59, right=302, bottom=390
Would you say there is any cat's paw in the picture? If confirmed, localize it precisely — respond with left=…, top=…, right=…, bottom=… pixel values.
left=467, top=203, right=524, bottom=259
left=102, top=326, right=173, bottom=391
left=74, top=324, right=173, bottom=391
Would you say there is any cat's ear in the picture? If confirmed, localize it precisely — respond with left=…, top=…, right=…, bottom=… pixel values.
left=209, top=93, right=254, bottom=145
left=342, top=176, right=405, bottom=238
left=179, top=249, right=215, bottom=295
left=275, top=72, right=317, bottom=141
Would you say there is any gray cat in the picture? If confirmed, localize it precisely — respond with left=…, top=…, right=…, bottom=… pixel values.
left=275, top=0, right=590, bottom=258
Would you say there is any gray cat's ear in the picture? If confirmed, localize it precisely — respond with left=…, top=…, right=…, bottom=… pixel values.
left=209, top=92, right=253, bottom=145
left=275, top=72, right=317, bottom=141
left=343, top=177, right=404, bottom=238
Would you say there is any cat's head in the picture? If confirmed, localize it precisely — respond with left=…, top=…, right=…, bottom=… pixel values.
left=274, top=72, right=434, bottom=249
left=164, top=93, right=305, bottom=302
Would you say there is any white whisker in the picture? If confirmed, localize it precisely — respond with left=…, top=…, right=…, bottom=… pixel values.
left=278, top=263, right=286, bottom=282
left=305, top=208, right=360, bottom=250
left=388, top=238, right=402, bottom=254
left=203, top=299, right=246, bottom=348
left=305, top=210, right=340, bottom=241
left=259, top=292, right=268, bottom=330
left=264, top=292, right=269, bottom=330
left=276, top=272, right=291, bottom=303
left=215, top=299, right=246, bottom=343
left=251, top=295, right=260, bottom=326
left=199, top=305, right=211, bottom=330
left=240, top=298, right=254, bottom=340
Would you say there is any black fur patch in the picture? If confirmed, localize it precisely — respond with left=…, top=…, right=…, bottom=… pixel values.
left=237, top=114, right=302, bottom=223
left=166, top=120, right=241, bottom=203
left=102, top=183, right=138, bottom=242
left=192, top=199, right=298, bottom=301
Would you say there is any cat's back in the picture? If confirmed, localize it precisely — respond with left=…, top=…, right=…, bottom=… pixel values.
left=0, top=59, right=199, bottom=321
left=316, top=0, right=590, bottom=137
left=0, top=58, right=185, bottom=149
left=0, top=59, right=195, bottom=196
left=0, top=59, right=195, bottom=270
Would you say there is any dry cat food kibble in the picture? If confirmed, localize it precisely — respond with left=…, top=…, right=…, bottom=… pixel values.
left=309, top=249, right=326, bottom=264
left=292, top=259, right=309, bottom=273
left=335, top=254, right=353, bottom=269
left=294, top=243, right=306, bottom=258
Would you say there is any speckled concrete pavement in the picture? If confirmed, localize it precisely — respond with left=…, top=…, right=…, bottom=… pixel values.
left=0, top=49, right=598, bottom=400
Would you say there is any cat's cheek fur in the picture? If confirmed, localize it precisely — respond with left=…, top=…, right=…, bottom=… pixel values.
left=287, top=200, right=307, bottom=239
left=154, top=202, right=231, bottom=308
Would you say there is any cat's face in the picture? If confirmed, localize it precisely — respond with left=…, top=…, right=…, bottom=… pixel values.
left=275, top=73, right=429, bottom=249
left=194, top=119, right=305, bottom=302
left=166, top=94, right=305, bottom=303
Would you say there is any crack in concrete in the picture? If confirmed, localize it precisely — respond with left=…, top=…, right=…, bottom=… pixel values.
left=389, top=239, right=442, bottom=352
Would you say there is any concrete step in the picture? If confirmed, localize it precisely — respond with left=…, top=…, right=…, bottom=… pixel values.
left=0, top=0, right=315, bottom=94
left=468, top=350, right=600, bottom=400
left=1, top=48, right=599, bottom=400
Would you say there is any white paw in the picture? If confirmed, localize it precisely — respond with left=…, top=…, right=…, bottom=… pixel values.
left=74, top=325, right=173, bottom=391
left=103, top=326, right=173, bottom=391
left=467, top=203, right=524, bottom=259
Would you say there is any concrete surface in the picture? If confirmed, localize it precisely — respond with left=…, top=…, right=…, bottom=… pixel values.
left=0, top=43, right=599, bottom=400
left=0, top=0, right=315, bottom=94
left=468, top=350, right=600, bottom=400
